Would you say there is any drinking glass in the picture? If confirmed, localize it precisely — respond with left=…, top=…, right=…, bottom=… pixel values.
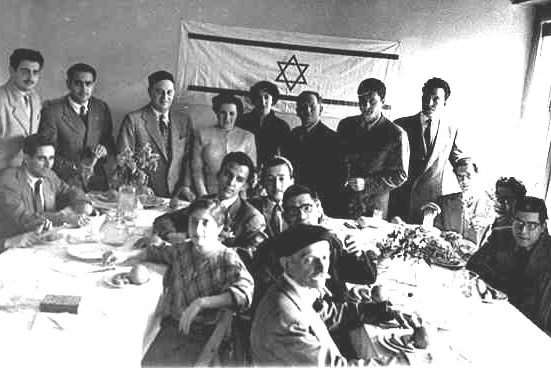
left=117, top=185, right=137, bottom=221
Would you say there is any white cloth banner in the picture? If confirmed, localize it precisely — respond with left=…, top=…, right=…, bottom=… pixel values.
left=177, top=21, right=400, bottom=119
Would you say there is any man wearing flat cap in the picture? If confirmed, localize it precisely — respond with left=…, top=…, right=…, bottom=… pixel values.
left=117, top=70, right=195, bottom=200
left=337, top=78, right=409, bottom=220
left=251, top=224, right=352, bottom=366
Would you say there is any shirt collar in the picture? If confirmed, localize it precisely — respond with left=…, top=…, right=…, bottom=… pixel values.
left=219, top=195, right=238, bottom=210
left=283, top=273, right=320, bottom=307
left=304, top=120, right=320, bottom=134
left=151, top=106, right=169, bottom=123
left=8, top=80, right=31, bottom=99
left=421, top=112, right=439, bottom=127
left=68, top=95, right=89, bottom=115
left=24, top=168, right=41, bottom=188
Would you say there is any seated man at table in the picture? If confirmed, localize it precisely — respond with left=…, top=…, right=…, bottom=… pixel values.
left=249, top=156, right=294, bottom=237
left=152, top=152, right=267, bottom=262
left=421, top=158, right=494, bottom=245
left=492, top=176, right=526, bottom=229
left=0, top=134, right=90, bottom=246
left=252, top=224, right=396, bottom=366
left=142, top=198, right=254, bottom=365
left=253, top=185, right=386, bottom=359
left=467, top=196, right=551, bottom=333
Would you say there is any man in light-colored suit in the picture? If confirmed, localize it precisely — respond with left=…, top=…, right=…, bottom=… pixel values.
left=389, top=77, right=468, bottom=224
left=0, top=134, right=88, bottom=250
left=0, top=49, right=44, bottom=169
left=251, top=224, right=361, bottom=366
left=38, top=63, right=114, bottom=191
left=117, top=70, right=195, bottom=200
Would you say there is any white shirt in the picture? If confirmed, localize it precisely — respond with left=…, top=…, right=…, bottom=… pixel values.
left=283, top=272, right=320, bottom=307
left=68, top=96, right=88, bottom=116
left=219, top=195, right=238, bottom=210
left=151, top=107, right=169, bottom=128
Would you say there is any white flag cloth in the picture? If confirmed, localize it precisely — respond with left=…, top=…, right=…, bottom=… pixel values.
left=177, top=20, right=400, bottom=120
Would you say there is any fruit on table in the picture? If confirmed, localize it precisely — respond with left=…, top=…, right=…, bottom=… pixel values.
left=129, top=264, right=150, bottom=285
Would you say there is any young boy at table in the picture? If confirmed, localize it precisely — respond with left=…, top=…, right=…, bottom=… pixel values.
left=141, top=198, right=254, bottom=365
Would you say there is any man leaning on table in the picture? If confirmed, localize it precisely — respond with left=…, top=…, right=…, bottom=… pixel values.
left=117, top=70, right=195, bottom=200
left=0, top=48, right=44, bottom=170
left=0, top=134, right=89, bottom=251
left=467, top=196, right=551, bottom=335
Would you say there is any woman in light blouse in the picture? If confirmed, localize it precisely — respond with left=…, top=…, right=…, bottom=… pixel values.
left=192, top=94, right=257, bottom=196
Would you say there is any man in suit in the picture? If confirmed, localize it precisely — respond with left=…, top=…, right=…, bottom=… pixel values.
left=38, top=63, right=114, bottom=191
left=284, top=91, right=341, bottom=216
left=249, top=156, right=294, bottom=237
left=0, top=49, right=44, bottom=169
left=467, top=197, right=551, bottom=334
left=117, top=70, right=195, bottom=200
left=389, top=77, right=468, bottom=224
left=152, top=152, right=267, bottom=258
left=337, top=78, right=409, bottom=219
left=0, top=134, right=88, bottom=248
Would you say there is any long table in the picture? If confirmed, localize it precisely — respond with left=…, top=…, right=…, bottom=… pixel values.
left=364, top=257, right=551, bottom=366
left=0, top=209, right=166, bottom=368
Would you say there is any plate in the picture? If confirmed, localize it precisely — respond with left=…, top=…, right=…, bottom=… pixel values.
left=141, top=196, right=166, bottom=209
left=432, top=258, right=466, bottom=270
left=67, top=243, right=108, bottom=262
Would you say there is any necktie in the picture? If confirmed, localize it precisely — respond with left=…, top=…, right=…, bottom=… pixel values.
left=34, top=179, right=44, bottom=213
left=424, top=119, right=432, bottom=150
left=24, top=95, right=33, bottom=131
left=270, top=204, right=283, bottom=234
left=159, top=115, right=171, bottom=159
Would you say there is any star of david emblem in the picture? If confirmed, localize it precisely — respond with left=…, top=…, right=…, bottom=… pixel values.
left=275, top=55, right=309, bottom=92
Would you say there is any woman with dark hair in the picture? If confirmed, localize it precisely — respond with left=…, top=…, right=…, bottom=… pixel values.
left=237, top=81, right=290, bottom=168
left=192, top=93, right=257, bottom=196
left=141, top=197, right=254, bottom=365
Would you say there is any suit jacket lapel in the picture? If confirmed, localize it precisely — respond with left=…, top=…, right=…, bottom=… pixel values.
left=15, top=168, right=34, bottom=210
left=424, top=117, right=446, bottom=174
left=169, top=109, right=181, bottom=158
left=6, top=86, right=30, bottom=135
left=143, top=107, right=168, bottom=160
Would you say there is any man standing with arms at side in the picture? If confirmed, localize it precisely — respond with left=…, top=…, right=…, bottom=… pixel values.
left=38, top=63, right=114, bottom=191
left=337, top=78, right=409, bottom=219
left=0, top=49, right=44, bottom=169
left=284, top=91, right=340, bottom=216
left=389, top=77, right=468, bottom=224
left=117, top=71, right=195, bottom=200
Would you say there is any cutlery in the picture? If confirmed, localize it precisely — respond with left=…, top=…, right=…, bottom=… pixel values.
left=88, top=267, right=116, bottom=273
left=48, top=316, right=63, bottom=330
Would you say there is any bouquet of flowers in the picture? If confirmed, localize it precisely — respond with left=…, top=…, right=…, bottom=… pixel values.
left=112, top=143, right=160, bottom=190
left=377, top=225, right=460, bottom=265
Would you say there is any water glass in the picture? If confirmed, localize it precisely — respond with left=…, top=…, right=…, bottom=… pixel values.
left=117, top=185, right=137, bottom=221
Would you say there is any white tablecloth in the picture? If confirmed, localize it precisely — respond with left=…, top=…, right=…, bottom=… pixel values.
left=0, top=209, right=166, bottom=368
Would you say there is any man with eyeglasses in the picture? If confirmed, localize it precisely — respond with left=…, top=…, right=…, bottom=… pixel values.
left=467, top=196, right=551, bottom=333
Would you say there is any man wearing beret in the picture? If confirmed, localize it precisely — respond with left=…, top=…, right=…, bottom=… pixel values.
left=251, top=224, right=351, bottom=365
left=117, top=70, right=195, bottom=200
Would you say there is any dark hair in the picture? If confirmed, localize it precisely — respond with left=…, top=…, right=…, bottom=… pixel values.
left=515, top=196, right=548, bottom=223
left=283, top=184, right=319, bottom=209
left=495, top=177, right=526, bottom=200
left=187, top=198, right=225, bottom=226
left=422, top=77, right=451, bottom=100
left=250, top=81, right=280, bottom=105
left=9, top=49, right=44, bottom=70
left=220, top=151, right=256, bottom=187
left=357, top=78, right=386, bottom=100
left=23, top=134, right=54, bottom=156
left=67, top=63, right=97, bottom=82
left=212, top=93, right=244, bottom=118
left=148, top=70, right=174, bottom=90
left=262, top=156, right=294, bottom=179
left=453, top=157, right=478, bottom=174
left=296, top=91, right=323, bottom=105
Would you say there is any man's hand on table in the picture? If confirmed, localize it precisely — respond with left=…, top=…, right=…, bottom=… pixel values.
left=344, top=234, right=380, bottom=257
left=179, top=298, right=204, bottom=335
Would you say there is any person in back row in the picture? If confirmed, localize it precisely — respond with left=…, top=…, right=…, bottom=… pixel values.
left=284, top=91, right=341, bottom=216
left=389, top=77, right=469, bottom=224
left=38, top=62, right=114, bottom=191
left=337, top=78, right=409, bottom=219
left=0, top=49, right=44, bottom=169
left=238, top=81, right=291, bottom=168
left=117, top=70, right=195, bottom=200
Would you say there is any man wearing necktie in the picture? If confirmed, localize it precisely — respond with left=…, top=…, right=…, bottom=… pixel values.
left=0, top=49, right=44, bottom=170
left=249, top=156, right=295, bottom=237
left=0, top=134, right=89, bottom=251
left=38, top=63, right=114, bottom=191
left=117, top=70, right=195, bottom=200
left=467, top=197, right=551, bottom=335
left=390, top=77, right=469, bottom=223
